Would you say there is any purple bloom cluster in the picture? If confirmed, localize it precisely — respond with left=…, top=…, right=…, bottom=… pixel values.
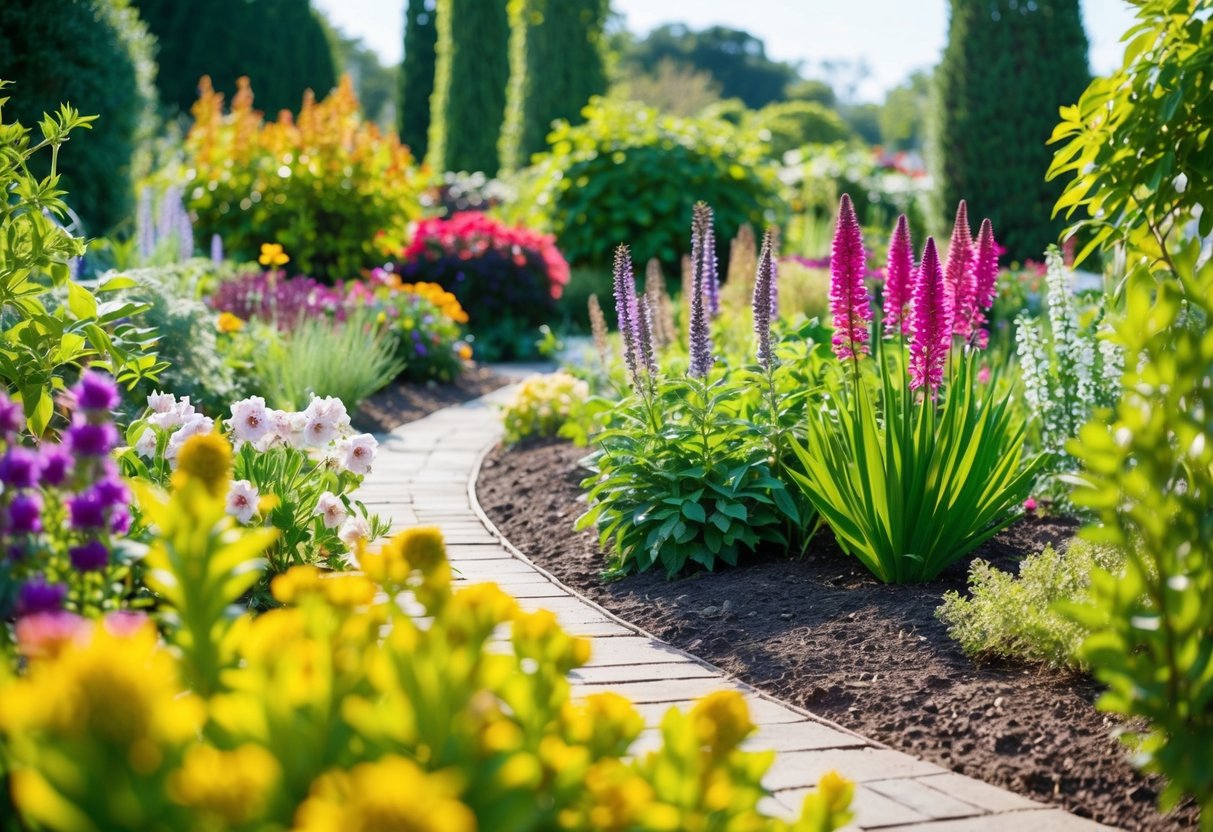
left=137, top=185, right=195, bottom=262
left=753, top=230, right=778, bottom=370
left=688, top=204, right=716, bottom=379
left=612, top=245, right=642, bottom=387
left=692, top=203, right=721, bottom=318
left=210, top=271, right=346, bottom=331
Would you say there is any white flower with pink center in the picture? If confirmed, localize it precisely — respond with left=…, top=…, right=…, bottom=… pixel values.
left=229, top=396, right=272, bottom=444
left=339, top=433, right=378, bottom=475
left=147, top=391, right=175, bottom=413
left=301, top=396, right=350, bottom=447
left=134, top=428, right=157, bottom=459
left=225, top=479, right=259, bottom=524
left=314, top=492, right=348, bottom=529
left=338, top=515, right=371, bottom=550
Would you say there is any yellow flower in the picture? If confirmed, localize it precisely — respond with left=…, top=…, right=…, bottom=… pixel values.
left=690, top=690, right=755, bottom=753
left=456, top=343, right=473, bottom=361
left=395, top=526, right=446, bottom=573
left=173, top=432, right=231, bottom=497
left=816, top=770, right=854, bottom=815
left=216, top=312, right=245, bottom=333
left=258, top=242, right=290, bottom=267
left=271, top=565, right=327, bottom=604
left=169, top=744, right=280, bottom=825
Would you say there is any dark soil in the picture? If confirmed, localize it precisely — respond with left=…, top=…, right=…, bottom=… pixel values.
left=352, top=366, right=509, bottom=433
left=476, top=437, right=1198, bottom=832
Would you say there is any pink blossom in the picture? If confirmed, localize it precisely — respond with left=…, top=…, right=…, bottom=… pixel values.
left=828, top=194, right=872, bottom=361
left=1024, top=497, right=1038, bottom=513
left=15, top=611, right=86, bottom=658
left=314, top=492, right=348, bottom=529
left=882, top=214, right=914, bottom=337
left=909, top=237, right=951, bottom=394
left=943, top=201, right=976, bottom=338
left=225, top=479, right=259, bottom=524
left=229, top=396, right=272, bottom=444
left=339, top=433, right=377, bottom=475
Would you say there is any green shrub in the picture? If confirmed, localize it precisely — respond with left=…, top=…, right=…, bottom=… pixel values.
left=501, top=371, right=598, bottom=445
left=937, top=538, right=1125, bottom=668
left=507, top=97, right=783, bottom=268
left=751, top=100, right=851, bottom=159
left=0, top=0, right=157, bottom=233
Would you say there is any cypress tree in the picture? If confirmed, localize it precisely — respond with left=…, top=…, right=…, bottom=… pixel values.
left=499, top=0, right=608, bottom=172
left=428, top=0, right=510, bottom=175
left=399, top=0, right=437, bottom=159
left=932, top=0, right=1089, bottom=261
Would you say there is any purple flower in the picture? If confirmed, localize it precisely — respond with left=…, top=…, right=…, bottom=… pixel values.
left=17, top=578, right=67, bottom=616
left=0, top=447, right=41, bottom=489
left=612, top=245, right=641, bottom=386
left=943, top=201, right=976, bottom=339
left=0, top=393, right=23, bottom=438
left=882, top=215, right=915, bottom=338
left=38, top=445, right=74, bottom=487
left=110, top=506, right=132, bottom=535
left=8, top=493, right=43, bottom=535
left=68, top=492, right=107, bottom=531
left=636, top=295, right=658, bottom=378
left=691, top=202, right=720, bottom=318
left=688, top=206, right=716, bottom=379
left=829, top=194, right=873, bottom=362
left=210, top=233, right=224, bottom=264
left=70, top=539, right=109, bottom=572
left=66, top=419, right=118, bottom=458
left=73, top=371, right=120, bottom=413
left=89, top=477, right=129, bottom=509
left=753, top=229, right=776, bottom=369
left=909, top=237, right=952, bottom=394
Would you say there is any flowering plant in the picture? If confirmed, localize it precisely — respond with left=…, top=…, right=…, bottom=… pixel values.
left=0, top=374, right=145, bottom=631
left=392, top=212, right=570, bottom=361
left=119, top=392, right=387, bottom=588
left=209, top=270, right=346, bottom=331
left=501, top=372, right=596, bottom=446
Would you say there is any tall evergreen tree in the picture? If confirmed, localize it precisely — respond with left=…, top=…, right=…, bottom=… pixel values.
left=133, top=0, right=336, bottom=115
left=428, top=0, right=510, bottom=174
left=399, top=0, right=437, bottom=159
left=932, top=0, right=1089, bottom=260
left=499, top=0, right=608, bottom=172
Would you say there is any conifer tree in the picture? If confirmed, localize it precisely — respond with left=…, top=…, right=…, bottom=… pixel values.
left=399, top=0, right=437, bottom=159
left=932, top=0, right=1089, bottom=260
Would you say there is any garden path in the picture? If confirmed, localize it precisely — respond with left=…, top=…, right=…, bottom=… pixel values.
left=359, top=384, right=1111, bottom=831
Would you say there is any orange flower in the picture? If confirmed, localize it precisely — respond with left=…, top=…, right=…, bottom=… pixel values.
left=216, top=312, right=245, bottom=333
left=457, top=343, right=473, bottom=361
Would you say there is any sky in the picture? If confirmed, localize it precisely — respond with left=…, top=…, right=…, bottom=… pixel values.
left=315, top=0, right=1138, bottom=101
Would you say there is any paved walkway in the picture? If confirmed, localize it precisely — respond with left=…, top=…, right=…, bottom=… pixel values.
left=359, top=385, right=1111, bottom=831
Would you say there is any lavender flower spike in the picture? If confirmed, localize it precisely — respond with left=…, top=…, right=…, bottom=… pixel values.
left=210, top=233, right=225, bottom=264
left=692, top=202, right=720, bottom=317
left=882, top=214, right=914, bottom=338
left=829, top=194, right=873, bottom=361
left=909, top=237, right=951, bottom=394
left=753, top=229, right=776, bottom=369
left=688, top=212, right=715, bottom=379
left=636, top=295, right=659, bottom=377
left=612, top=244, right=641, bottom=385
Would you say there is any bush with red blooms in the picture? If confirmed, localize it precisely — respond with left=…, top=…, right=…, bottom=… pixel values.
left=392, top=212, right=570, bottom=360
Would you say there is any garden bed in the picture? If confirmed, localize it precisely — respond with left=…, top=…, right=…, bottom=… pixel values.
left=352, top=365, right=509, bottom=433
left=476, top=437, right=1199, bottom=832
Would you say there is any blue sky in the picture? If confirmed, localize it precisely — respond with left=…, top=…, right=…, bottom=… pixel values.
left=316, top=0, right=1138, bottom=100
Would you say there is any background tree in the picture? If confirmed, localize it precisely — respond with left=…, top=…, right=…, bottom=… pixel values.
left=428, top=0, right=510, bottom=174
left=133, top=0, right=336, bottom=116
left=612, top=58, right=721, bottom=118
left=399, top=0, right=437, bottom=159
left=932, top=0, right=1089, bottom=260
left=879, top=69, right=932, bottom=150
left=499, top=0, right=608, bottom=172
left=0, top=0, right=157, bottom=234
left=323, top=24, right=397, bottom=128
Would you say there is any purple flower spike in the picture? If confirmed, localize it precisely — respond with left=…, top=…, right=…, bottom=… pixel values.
left=753, top=230, right=776, bottom=369
left=0, top=447, right=41, bottom=490
left=636, top=296, right=658, bottom=378
left=8, top=493, right=43, bottom=535
left=210, top=233, right=225, bottom=264
left=89, top=477, right=130, bottom=510
left=612, top=244, right=641, bottom=386
left=944, top=201, right=976, bottom=339
left=882, top=215, right=915, bottom=338
left=695, top=204, right=720, bottom=318
left=68, top=492, right=107, bottom=531
left=909, top=237, right=952, bottom=394
left=70, top=539, right=110, bottom=572
left=66, top=419, right=118, bottom=458
left=17, top=578, right=67, bottom=617
left=829, top=194, right=873, bottom=362
left=73, top=371, right=120, bottom=413
left=688, top=206, right=716, bottom=378
left=38, top=445, right=74, bottom=487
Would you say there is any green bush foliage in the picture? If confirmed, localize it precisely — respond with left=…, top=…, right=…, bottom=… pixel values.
left=932, top=0, right=1089, bottom=261
left=399, top=0, right=438, bottom=159
left=133, top=0, right=336, bottom=115
left=509, top=98, right=782, bottom=267
left=1065, top=238, right=1213, bottom=822
left=751, top=100, right=852, bottom=159
left=502, top=371, right=601, bottom=445
left=499, top=0, right=608, bottom=172
left=428, top=0, right=510, bottom=174
left=0, top=0, right=156, bottom=233
left=937, top=538, right=1125, bottom=668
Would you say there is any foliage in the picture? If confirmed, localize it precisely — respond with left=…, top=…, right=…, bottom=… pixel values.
left=133, top=0, right=337, bottom=116
left=399, top=0, right=438, bottom=159
left=624, top=24, right=799, bottom=109
left=0, top=86, right=163, bottom=436
left=878, top=69, right=932, bottom=151
left=0, top=455, right=855, bottom=831
left=0, top=0, right=156, bottom=234
left=500, top=0, right=609, bottom=171
left=509, top=97, right=782, bottom=267
left=394, top=212, right=569, bottom=361
left=0, top=374, right=143, bottom=629
left=324, top=25, right=397, bottom=127
left=349, top=272, right=471, bottom=382
left=1015, top=247, right=1120, bottom=505
left=1047, top=0, right=1213, bottom=272
left=932, top=0, right=1089, bottom=261
left=502, top=372, right=597, bottom=445
left=428, top=0, right=511, bottom=174
left=611, top=58, right=723, bottom=118
left=937, top=538, right=1125, bottom=668
left=180, top=76, right=422, bottom=280
left=1064, top=238, right=1213, bottom=822
left=751, top=100, right=852, bottom=159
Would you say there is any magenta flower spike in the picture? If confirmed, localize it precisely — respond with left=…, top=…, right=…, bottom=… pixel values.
left=971, top=218, right=1000, bottom=349
left=943, top=201, right=976, bottom=338
left=909, top=237, right=951, bottom=394
left=882, top=214, right=914, bottom=337
left=829, top=194, right=872, bottom=362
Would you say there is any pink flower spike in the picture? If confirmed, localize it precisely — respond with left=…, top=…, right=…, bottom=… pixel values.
left=829, top=193, right=872, bottom=361
left=943, top=201, right=976, bottom=339
left=974, top=219, right=999, bottom=312
left=882, top=214, right=914, bottom=337
left=909, top=237, right=951, bottom=394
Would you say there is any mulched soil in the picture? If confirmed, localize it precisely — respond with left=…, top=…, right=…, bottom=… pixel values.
left=476, top=437, right=1199, bottom=832
left=352, top=365, right=509, bottom=433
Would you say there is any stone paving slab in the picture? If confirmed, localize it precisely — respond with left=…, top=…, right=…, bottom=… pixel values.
left=359, top=385, right=1114, bottom=831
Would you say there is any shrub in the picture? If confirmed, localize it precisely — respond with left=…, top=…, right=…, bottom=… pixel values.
left=348, top=272, right=471, bottom=382
left=393, top=212, right=569, bottom=360
left=751, top=100, right=852, bottom=159
left=0, top=0, right=157, bottom=233
left=508, top=97, right=783, bottom=267
left=937, top=538, right=1125, bottom=668
left=1065, top=238, right=1213, bottom=821
left=209, top=271, right=346, bottom=331
left=179, top=76, right=422, bottom=280
left=502, top=372, right=594, bottom=445
left=0, top=451, right=855, bottom=831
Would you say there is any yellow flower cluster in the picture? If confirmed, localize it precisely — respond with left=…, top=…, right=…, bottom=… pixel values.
left=399, top=280, right=470, bottom=324
left=503, top=371, right=591, bottom=445
left=0, top=455, right=854, bottom=832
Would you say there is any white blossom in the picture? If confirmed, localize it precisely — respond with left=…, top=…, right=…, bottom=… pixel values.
left=225, top=479, right=259, bottom=524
